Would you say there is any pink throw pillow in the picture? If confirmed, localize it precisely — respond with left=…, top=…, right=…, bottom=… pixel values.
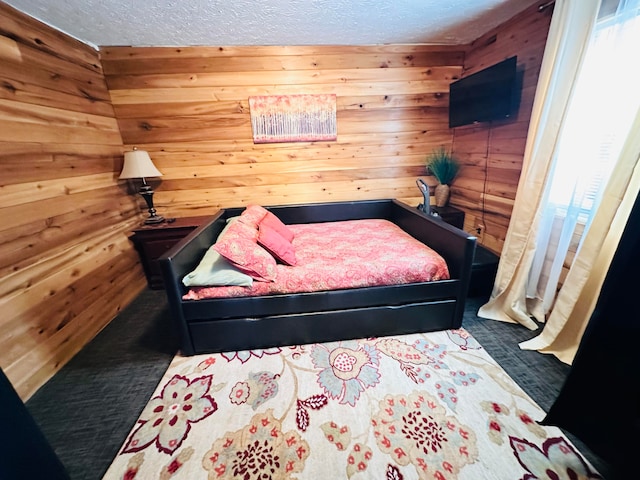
left=260, top=211, right=295, bottom=242
left=238, top=204, right=269, bottom=228
left=258, top=224, right=297, bottom=266
left=238, top=204, right=294, bottom=242
left=213, top=220, right=277, bottom=281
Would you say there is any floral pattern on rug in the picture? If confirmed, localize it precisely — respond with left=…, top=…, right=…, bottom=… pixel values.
left=510, top=436, right=602, bottom=480
left=311, top=339, right=381, bottom=406
left=372, top=391, right=478, bottom=479
left=121, top=374, right=217, bottom=455
left=202, top=409, right=309, bottom=479
left=103, top=329, right=602, bottom=479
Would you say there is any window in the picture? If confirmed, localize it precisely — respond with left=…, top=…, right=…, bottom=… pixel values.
left=527, top=0, right=640, bottom=313
left=547, top=0, right=640, bottom=218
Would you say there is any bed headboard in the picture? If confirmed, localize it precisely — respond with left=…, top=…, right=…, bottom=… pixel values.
left=225, top=199, right=395, bottom=224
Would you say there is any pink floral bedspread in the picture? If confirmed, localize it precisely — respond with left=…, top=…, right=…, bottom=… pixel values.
left=183, top=219, right=449, bottom=300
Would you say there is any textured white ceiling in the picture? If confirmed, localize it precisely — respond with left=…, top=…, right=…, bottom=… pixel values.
left=5, top=0, right=542, bottom=49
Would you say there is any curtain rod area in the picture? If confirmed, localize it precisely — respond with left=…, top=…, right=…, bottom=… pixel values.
left=538, top=0, right=556, bottom=12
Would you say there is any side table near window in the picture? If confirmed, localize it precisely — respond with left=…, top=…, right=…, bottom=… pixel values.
left=131, top=216, right=210, bottom=289
left=427, top=204, right=500, bottom=297
left=431, top=205, right=465, bottom=229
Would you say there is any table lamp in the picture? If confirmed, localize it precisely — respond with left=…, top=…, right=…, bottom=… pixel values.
left=119, top=148, right=165, bottom=224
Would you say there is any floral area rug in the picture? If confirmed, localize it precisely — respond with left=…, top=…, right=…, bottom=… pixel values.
left=102, top=329, right=602, bottom=479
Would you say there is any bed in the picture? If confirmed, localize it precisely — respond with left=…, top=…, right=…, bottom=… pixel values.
left=159, top=199, right=477, bottom=355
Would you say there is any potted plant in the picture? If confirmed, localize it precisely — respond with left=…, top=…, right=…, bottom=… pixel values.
left=425, top=147, right=460, bottom=207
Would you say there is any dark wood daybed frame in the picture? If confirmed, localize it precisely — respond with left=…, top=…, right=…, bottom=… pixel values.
left=159, top=199, right=477, bottom=355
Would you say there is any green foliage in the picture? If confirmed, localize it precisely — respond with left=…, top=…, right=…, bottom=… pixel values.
left=425, top=147, right=460, bottom=185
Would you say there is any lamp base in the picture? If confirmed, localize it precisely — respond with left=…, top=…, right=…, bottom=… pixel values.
left=144, top=215, right=165, bottom=225
left=138, top=183, right=164, bottom=225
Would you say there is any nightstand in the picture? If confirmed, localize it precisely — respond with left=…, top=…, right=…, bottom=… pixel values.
left=469, top=245, right=500, bottom=297
left=131, top=216, right=211, bottom=289
left=431, top=205, right=465, bottom=229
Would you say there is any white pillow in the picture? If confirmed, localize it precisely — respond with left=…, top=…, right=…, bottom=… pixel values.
left=182, top=216, right=255, bottom=287
left=182, top=245, right=254, bottom=287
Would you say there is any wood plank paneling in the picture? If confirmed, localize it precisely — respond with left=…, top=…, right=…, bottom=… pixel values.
left=0, top=3, right=101, bottom=71
left=0, top=0, right=551, bottom=400
left=100, top=45, right=465, bottom=74
left=0, top=3, right=145, bottom=399
left=450, top=3, right=553, bottom=253
left=102, top=44, right=466, bottom=214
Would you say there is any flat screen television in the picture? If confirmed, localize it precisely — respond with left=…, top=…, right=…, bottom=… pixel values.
left=449, top=56, right=518, bottom=128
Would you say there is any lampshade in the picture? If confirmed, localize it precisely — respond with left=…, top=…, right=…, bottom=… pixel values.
left=119, top=149, right=163, bottom=179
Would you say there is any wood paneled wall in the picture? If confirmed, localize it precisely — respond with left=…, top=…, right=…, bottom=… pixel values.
left=0, top=1, right=551, bottom=399
left=450, top=3, right=553, bottom=253
left=0, top=3, right=145, bottom=399
left=101, top=4, right=552, bottom=252
left=100, top=45, right=466, bottom=215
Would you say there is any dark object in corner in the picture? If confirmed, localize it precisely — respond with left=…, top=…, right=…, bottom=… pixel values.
left=468, top=245, right=499, bottom=298
left=131, top=216, right=210, bottom=289
left=542, top=192, right=640, bottom=479
left=0, top=368, right=70, bottom=479
left=416, top=178, right=430, bottom=215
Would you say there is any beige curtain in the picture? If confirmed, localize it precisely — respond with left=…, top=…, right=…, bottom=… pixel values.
left=479, top=0, right=640, bottom=363
left=478, top=0, right=602, bottom=331
left=520, top=113, right=640, bottom=362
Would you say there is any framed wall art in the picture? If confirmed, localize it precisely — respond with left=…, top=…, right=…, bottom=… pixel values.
left=249, top=94, right=337, bottom=144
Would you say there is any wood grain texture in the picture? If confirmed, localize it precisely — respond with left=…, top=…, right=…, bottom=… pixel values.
left=0, top=3, right=145, bottom=400
left=102, top=44, right=464, bottom=214
left=1, top=0, right=552, bottom=400
left=450, top=3, right=553, bottom=254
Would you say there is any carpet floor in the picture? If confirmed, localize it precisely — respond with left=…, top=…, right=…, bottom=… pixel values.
left=25, top=289, right=612, bottom=479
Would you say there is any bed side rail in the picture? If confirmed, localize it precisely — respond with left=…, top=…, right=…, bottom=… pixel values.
left=158, top=211, right=226, bottom=355
left=390, top=200, right=476, bottom=278
left=160, top=213, right=226, bottom=279
left=390, top=200, right=476, bottom=325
